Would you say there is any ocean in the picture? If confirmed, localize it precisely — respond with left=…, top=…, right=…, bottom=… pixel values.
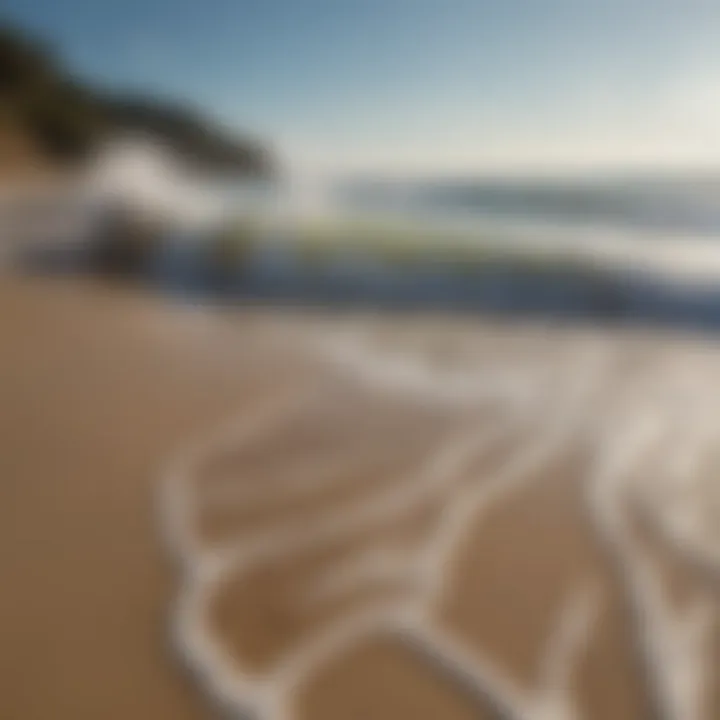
left=336, top=175, right=720, bottom=237
left=16, top=153, right=720, bottom=331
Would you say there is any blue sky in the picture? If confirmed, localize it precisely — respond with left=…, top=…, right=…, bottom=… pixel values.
left=4, top=0, right=720, bottom=175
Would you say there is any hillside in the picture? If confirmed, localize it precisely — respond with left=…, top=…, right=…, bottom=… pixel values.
left=0, top=24, right=272, bottom=177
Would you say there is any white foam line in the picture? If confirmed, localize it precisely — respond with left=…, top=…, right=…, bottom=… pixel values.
left=628, top=413, right=720, bottom=720
left=396, top=618, right=531, bottom=719
left=300, top=545, right=421, bottom=606
left=159, top=388, right=311, bottom=568
left=312, top=329, right=541, bottom=409
left=227, top=421, right=501, bottom=716
left=208, top=421, right=504, bottom=578
left=414, top=340, right=612, bottom=610
left=199, top=443, right=415, bottom=512
left=296, top=413, right=518, bottom=607
left=258, top=397, right=568, bottom=716
left=161, top=390, right=504, bottom=718
left=589, top=402, right=713, bottom=720
left=368, top=343, right=611, bottom=720
left=533, top=582, right=602, bottom=720
left=639, top=500, right=720, bottom=581
left=160, top=388, right=316, bottom=716
left=396, top=581, right=601, bottom=720
left=171, top=570, right=261, bottom=716
left=634, top=420, right=720, bottom=579
left=416, top=415, right=571, bottom=610
left=260, top=603, right=412, bottom=720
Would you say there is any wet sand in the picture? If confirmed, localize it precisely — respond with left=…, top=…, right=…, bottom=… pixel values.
left=0, top=277, right=321, bottom=720
left=1, top=276, right=719, bottom=720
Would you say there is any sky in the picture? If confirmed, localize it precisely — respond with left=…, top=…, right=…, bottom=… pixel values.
left=4, top=0, right=720, bottom=176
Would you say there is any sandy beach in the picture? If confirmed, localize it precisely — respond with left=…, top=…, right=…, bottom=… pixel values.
left=1, top=276, right=719, bottom=720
